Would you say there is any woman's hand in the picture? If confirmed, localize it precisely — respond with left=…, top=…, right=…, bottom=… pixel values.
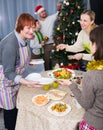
left=20, top=78, right=43, bottom=88
left=57, top=79, right=72, bottom=86
left=72, top=53, right=83, bottom=60
left=27, top=81, right=43, bottom=88
left=56, top=44, right=67, bottom=50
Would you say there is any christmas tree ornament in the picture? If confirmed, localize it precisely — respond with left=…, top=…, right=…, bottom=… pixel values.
left=69, top=32, right=72, bottom=35
left=63, top=0, right=67, bottom=4
left=78, top=6, right=80, bottom=9
left=70, top=9, right=74, bottom=13
left=63, top=0, right=69, bottom=6
left=65, top=28, right=68, bottom=31
left=43, top=36, right=49, bottom=42
left=72, top=21, right=75, bottom=25
left=63, top=0, right=66, bottom=4
left=56, top=27, right=60, bottom=31
left=71, top=40, right=74, bottom=44
left=56, top=48, right=59, bottom=52
left=66, top=2, right=69, bottom=6
left=57, top=36, right=62, bottom=41
left=53, top=43, right=56, bottom=47
left=67, top=24, right=70, bottom=27
left=75, top=32, right=78, bottom=36
left=63, top=17, right=66, bottom=21
left=66, top=12, right=68, bottom=15
left=59, top=12, right=63, bottom=16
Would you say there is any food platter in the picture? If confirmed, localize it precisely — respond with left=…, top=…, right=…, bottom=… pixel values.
left=48, top=101, right=71, bottom=116
left=32, top=94, right=49, bottom=106
left=48, top=68, right=75, bottom=79
left=47, top=89, right=67, bottom=100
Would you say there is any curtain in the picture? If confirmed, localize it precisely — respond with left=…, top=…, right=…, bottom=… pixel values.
left=0, top=0, right=62, bottom=40
left=83, top=0, right=90, bottom=9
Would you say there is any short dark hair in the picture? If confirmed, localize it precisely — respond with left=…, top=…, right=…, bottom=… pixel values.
left=15, top=13, right=36, bottom=33
left=90, top=24, right=103, bottom=60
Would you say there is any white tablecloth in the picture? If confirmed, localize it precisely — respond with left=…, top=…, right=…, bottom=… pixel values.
left=15, top=70, right=85, bottom=130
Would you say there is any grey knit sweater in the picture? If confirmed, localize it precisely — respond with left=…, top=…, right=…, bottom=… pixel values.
left=70, top=70, right=103, bottom=130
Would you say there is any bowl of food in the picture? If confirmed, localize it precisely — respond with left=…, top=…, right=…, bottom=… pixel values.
left=49, top=68, right=75, bottom=79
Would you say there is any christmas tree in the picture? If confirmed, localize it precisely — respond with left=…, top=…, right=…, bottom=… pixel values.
left=52, top=0, right=84, bottom=65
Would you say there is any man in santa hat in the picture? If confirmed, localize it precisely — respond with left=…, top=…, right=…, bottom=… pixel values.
left=34, top=2, right=62, bottom=70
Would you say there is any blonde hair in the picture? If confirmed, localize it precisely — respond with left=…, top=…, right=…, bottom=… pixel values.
left=81, top=10, right=97, bottom=31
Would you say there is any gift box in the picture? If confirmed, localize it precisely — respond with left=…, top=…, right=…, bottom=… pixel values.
left=60, top=62, right=81, bottom=70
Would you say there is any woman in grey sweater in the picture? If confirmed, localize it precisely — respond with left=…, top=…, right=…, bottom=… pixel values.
left=58, top=25, right=103, bottom=130
left=0, top=13, right=43, bottom=130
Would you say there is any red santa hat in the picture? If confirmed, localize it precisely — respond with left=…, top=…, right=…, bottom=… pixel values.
left=35, top=5, right=45, bottom=14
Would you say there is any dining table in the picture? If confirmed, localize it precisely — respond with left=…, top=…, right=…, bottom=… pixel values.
left=15, top=70, right=85, bottom=130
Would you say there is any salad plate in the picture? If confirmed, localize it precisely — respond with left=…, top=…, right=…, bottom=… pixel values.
left=48, top=68, right=75, bottom=79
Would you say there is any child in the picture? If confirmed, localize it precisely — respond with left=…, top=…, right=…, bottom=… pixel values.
left=30, top=20, right=48, bottom=59
left=58, top=25, right=103, bottom=130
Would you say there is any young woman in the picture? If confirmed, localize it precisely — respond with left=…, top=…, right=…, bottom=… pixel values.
left=57, top=10, right=97, bottom=61
left=58, top=25, right=103, bottom=130
left=0, top=13, right=43, bottom=130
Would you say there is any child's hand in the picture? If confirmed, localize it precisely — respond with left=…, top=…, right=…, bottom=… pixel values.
left=41, top=41, right=45, bottom=46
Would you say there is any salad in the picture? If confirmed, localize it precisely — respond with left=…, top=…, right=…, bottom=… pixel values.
left=53, top=68, right=72, bottom=79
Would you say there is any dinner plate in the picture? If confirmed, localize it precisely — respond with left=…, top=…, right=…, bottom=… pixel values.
left=38, top=77, right=54, bottom=85
left=32, top=94, right=49, bottom=106
left=47, top=89, right=67, bottom=100
left=48, top=101, right=71, bottom=116
left=29, top=59, right=44, bottom=65
left=25, top=73, right=41, bottom=81
left=25, top=73, right=54, bottom=85
left=48, top=68, right=75, bottom=79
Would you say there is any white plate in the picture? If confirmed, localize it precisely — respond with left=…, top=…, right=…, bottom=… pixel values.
left=26, top=74, right=54, bottom=85
left=38, top=77, right=54, bottom=85
left=48, top=101, right=71, bottom=116
left=48, top=68, right=75, bottom=79
left=25, top=73, right=41, bottom=81
left=47, top=89, right=67, bottom=100
left=29, top=59, right=44, bottom=65
left=32, top=94, right=49, bottom=106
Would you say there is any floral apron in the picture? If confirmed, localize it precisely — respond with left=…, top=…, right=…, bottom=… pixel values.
left=0, top=42, right=31, bottom=110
